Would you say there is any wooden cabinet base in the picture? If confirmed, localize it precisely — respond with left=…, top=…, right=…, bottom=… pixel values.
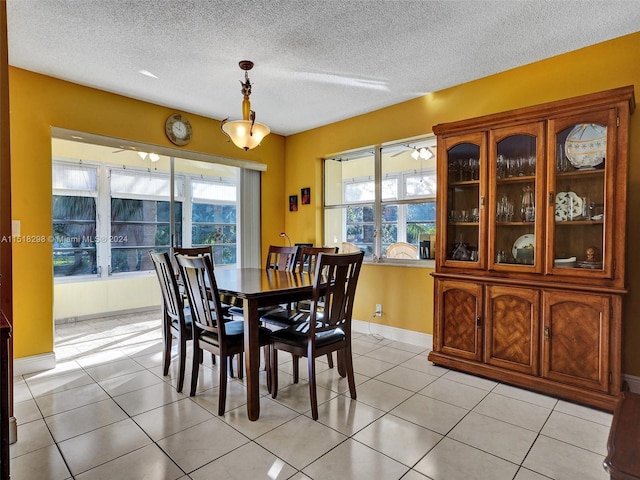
left=604, top=391, right=640, bottom=479
left=427, top=351, right=620, bottom=412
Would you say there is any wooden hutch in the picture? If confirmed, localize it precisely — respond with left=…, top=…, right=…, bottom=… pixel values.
left=428, top=86, right=635, bottom=411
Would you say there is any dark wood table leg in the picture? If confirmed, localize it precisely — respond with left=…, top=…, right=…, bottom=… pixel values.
left=243, top=298, right=260, bottom=421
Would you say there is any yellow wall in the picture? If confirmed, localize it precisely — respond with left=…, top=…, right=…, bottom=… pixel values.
left=285, top=32, right=640, bottom=374
left=9, top=68, right=286, bottom=358
left=7, top=32, right=640, bottom=376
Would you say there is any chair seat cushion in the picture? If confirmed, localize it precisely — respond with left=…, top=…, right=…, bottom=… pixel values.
left=169, top=310, right=193, bottom=340
left=228, top=305, right=277, bottom=319
left=199, top=321, right=272, bottom=348
left=271, top=321, right=345, bottom=348
left=260, top=309, right=312, bottom=329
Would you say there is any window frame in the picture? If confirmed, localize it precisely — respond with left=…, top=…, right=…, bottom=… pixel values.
left=323, top=137, right=437, bottom=265
left=53, top=158, right=243, bottom=282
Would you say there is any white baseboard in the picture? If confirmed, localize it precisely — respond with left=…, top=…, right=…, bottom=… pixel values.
left=352, top=318, right=433, bottom=349
left=13, top=352, right=56, bottom=376
left=624, top=374, right=640, bottom=393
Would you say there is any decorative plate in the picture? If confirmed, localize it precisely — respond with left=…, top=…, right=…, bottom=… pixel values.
left=555, top=192, right=583, bottom=221
left=512, top=233, right=535, bottom=259
left=564, top=123, right=606, bottom=169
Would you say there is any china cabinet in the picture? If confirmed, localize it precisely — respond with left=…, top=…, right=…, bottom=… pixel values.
left=428, top=86, right=635, bottom=411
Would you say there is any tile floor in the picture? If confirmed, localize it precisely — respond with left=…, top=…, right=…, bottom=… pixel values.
left=10, top=310, right=613, bottom=480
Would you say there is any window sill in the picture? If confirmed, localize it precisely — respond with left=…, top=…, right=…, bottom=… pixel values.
left=364, top=258, right=435, bottom=268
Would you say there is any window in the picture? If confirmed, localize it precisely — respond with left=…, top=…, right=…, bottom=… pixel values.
left=52, top=163, right=98, bottom=276
left=191, top=178, right=237, bottom=265
left=53, top=157, right=242, bottom=278
left=110, top=169, right=183, bottom=273
left=324, top=138, right=437, bottom=261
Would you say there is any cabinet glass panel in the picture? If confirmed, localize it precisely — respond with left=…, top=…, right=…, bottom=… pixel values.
left=446, top=143, right=480, bottom=263
left=494, top=135, right=537, bottom=266
left=553, top=123, right=606, bottom=271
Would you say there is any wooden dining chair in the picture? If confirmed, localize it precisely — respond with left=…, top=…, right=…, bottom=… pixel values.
left=173, top=245, right=241, bottom=376
left=270, top=251, right=364, bottom=420
left=260, top=246, right=338, bottom=329
left=386, top=241, right=418, bottom=259
left=176, top=253, right=273, bottom=414
left=149, top=251, right=192, bottom=393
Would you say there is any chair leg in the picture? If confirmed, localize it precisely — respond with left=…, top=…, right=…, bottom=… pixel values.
left=271, top=348, right=279, bottom=399
left=326, top=352, right=334, bottom=369
left=308, top=355, right=318, bottom=420
left=344, top=347, right=357, bottom=400
left=176, top=335, right=187, bottom=392
left=337, top=350, right=346, bottom=377
left=264, top=346, right=272, bottom=394
left=229, top=355, right=235, bottom=377
left=293, top=355, right=300, bottom=384
left=162, top=333, right=172, bottom=376
left=190, top=345, right=200, bottom=396
left=237, top=353, right=244, bottom=380
left=218, top=353, right=228, bottom=416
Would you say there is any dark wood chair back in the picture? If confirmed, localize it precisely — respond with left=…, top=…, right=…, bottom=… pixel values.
left=310, top=251, right=363, bottom=334
left=265, top=245, right=298, bottom=271
left=175, top=254, right=225, bottom=338
left=149, top=251, right=187, bottom=333
left=296, top=246, right=339, bottom=274
left=149, top=251, right=191, bottom=392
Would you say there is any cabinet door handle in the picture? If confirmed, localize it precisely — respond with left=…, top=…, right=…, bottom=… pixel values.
left=548, top=192, right=555, bottom=205
left=476, top=316, right=482, bottom=327
left=480, top=196, right=485, bottom=208
left=544, top=326, right=550, bottom=341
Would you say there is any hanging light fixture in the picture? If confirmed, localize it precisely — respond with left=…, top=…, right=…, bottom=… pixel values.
left=221, top=60, right=271, bottom=151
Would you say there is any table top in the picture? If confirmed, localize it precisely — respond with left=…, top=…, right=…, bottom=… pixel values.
left=214, top=268, right=316, bottom=300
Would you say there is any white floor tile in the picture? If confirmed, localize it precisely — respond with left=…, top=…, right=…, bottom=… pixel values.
left=45, top=398, right=127, bottom=442
left=419, top=377, right=489, bottom=409
left=157, top=417, right=248, bottom=473
left=74, top=444, right=184, bottom=480
left=390, top=394, right=468, bottom=435
left=353, top=414, right=443, bottom=467
left=522, top=435, right=609, bottom=480
left=472, top=392, right=552, bottom=432
left=189, top=441, right=297, bottom=480
left=10, top=444, right=71, bottom=480
left=8, top=314, right=614, bottom=480
left=303, top=438, right=409, bottom=480
left=540, top=410, right=610, bottom=455
left=448, top=411, right=537, bottom=464
left=133, top=397, right=214, bottom=441
left=354, top=378, right=414, bottom=411
left=57, top=418, right=151, bottom=476
left=255, top=415, right=347, bottom=469
left=413, top=437, right=519, bottom=480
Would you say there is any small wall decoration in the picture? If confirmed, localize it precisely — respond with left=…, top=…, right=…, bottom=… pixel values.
left=289, top=195, right=298, bottom=212
left=301, top=187, right=311, bottom=205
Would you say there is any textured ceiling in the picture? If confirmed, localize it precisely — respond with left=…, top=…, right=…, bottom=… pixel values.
left=6, top=0, right=640, bottom=136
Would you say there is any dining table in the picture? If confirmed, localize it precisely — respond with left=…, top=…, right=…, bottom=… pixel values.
left=214, top=267, right=318, bottom=421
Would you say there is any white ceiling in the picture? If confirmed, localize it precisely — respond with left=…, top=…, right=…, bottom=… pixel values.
left=6, top=1, right=640, bottom=136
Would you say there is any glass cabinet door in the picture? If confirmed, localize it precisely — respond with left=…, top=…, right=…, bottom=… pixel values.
left=547, top=109, right=616, bottom=279
left=488, top=123, right=545, bottom=272
left=440, top=132, right=485, bottom=268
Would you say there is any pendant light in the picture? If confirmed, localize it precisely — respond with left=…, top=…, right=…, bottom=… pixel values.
left=221, top=60, right=270, bottom=151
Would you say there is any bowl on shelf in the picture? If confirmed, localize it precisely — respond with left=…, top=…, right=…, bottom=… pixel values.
left=564, top=123, right=606, bottom=169
left=554, top=256, right=577, bottom=268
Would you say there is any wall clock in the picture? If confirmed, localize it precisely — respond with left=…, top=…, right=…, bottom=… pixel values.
left=165, top=113, right=193, bottom=146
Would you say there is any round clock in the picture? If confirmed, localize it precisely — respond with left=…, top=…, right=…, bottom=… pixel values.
left=165, top=113, right=192, bottom=146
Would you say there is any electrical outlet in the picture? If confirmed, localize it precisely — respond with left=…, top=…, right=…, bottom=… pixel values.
left=375, top=304, right=382, bottom=316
